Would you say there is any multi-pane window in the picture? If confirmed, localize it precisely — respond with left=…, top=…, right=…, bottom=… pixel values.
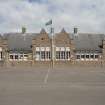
left=46, top=51, right=51, bottom=59
left=55, top=47, right=70, bottom=60
left=77, top=55, right=80, bottom=59
left=10, top=55, right=13, bottom=59
left=0, top=47, right=3, bottom=60
left=56, top=51, right=60, bottom=60
left=90, top=54, right=94, bottom=59
left=86, top=55, right=89, bottom=59
left=81, top=55, right=85, bottom=58
left=36, top=51, right=40, bottom=61
left=20, top=55, right=23, bottom=59
left=66, top=51, right=70, bottom=59
left=40, top=51, right=51, bottom=60
left=36, top=51, right=40, bottom=55
left=1, top=52, right=3, bottom=59
left=76, top=53, right=99, bottom=60
left=41, top=51, right=46, bottom=60
left=9, top=53, right=28, bottom=61
left=35, top=47, right=70, bottom=61
left=61, top=51, right=65, bottom=59
left=95, top=55, right=98, bottom=59
left=35, top=47, right=51, bottom=61
left=15, top=55, right=18, bottom=59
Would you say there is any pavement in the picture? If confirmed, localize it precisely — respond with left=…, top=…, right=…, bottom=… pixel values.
left=0, top=66, right=105, bottom=105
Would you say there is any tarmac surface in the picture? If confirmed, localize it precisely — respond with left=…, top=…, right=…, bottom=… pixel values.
left=0, top=66, right=105, bottom=105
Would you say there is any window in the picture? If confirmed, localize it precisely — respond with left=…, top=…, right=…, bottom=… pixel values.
left=41, top=51, right=46, bottom=60
left=81, top=55, right=85, bottom=58
left=20, top=55, right=23, bottom=58
left=36, top=51, right=40, bottom=55
left=56, top=51, right=70, bottom=60
left=36, top=51, right=40, bottom=60
left=56, top=51, right=60, bottom=59
left=10, top=55, right=13, bottom=59
left=24, top=55, right=28, bottom=57
left=23, top=54, right=28, bottom=61
left=90, top=54, right=94, bottom=59
left=55, top=47, right=70, bottom=60
left=66, top=51, right=70, bottom=59
left=61, top=51, right=65, bottom=59
left=35, top=47, right=51, bottom=61
left=9, top=53, right=28, bottom=61
left=95, top=55, right=98, bottom=59
left=46, top=51, right=51, bottom=59
left=15, top=55, right=18, bottom=59
left=77, top=55, right=80, bottom=59
left=86, top=55, right=89, bottom=59
left=1, top=52, right=3, bottom=59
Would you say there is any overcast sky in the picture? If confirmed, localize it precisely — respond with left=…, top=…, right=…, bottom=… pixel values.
left=0, top=0, right=105, bottom=33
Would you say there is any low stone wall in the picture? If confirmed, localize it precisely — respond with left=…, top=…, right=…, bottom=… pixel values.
left=7, top=61, right=32, bottom=67
left=32, top=61, right=104, bottom=68
left=0, top=60, right=105, bottom=68
left=73, top=61, right=103, bottom=67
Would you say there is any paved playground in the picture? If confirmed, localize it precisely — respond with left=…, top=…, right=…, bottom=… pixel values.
left=0, top=66, right=105, bottom=105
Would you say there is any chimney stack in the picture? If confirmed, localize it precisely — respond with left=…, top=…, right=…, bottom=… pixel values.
left=74, top=27, right=78, bottom=37
left=22, top=27, right=26, bottom=34
left=74, top=27, right=78, bottom=34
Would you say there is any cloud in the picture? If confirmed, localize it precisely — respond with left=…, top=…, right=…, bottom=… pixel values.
left=0, top=0, right=105, bottom=34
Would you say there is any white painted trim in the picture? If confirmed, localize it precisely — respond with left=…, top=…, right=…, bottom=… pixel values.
left=66, top=47, right=70, bottom=51
left=0, top=47, right=2, bottom=52
left=36, top=47, right=40, bottom=51
left=40, top=47, right=45, bottom=51
left=46, top=47, right=50, bottom=51
left=60, top=47, right=65, bottom=51
left=56, top=47, right=60, bottom=51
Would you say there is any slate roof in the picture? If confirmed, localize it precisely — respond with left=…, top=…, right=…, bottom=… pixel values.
left=72, top=33, right=105, bottom=53
left=2, top=30, right=105, bottom=53
left=3, top=33, right=37, bottom=53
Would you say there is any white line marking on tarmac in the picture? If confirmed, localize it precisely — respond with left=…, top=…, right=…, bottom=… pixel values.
left=44, top=68, right=51, bottom=84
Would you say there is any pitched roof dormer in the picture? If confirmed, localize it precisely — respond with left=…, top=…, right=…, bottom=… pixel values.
left=60, top=28, right=67, bottom=33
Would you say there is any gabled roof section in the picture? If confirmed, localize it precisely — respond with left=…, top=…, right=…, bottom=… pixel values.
left=60, top=28, right=67, bottom=33
left=40, top=28, right=47, bottom=34
left=55, top=28, right=70, bottom=39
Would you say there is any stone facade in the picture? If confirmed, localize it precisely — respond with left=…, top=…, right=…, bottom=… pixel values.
left=0, top=37, right=8, bottom=66
left=0, top=28, right=105, bottom=67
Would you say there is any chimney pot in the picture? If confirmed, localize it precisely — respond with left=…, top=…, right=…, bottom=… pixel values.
left=22, top=27, right=26, bottom=34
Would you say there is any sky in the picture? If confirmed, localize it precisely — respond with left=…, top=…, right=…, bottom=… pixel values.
left=0, top=0, right=105, bottom=33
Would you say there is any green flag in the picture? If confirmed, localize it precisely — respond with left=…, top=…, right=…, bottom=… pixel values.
left=45, top=20, right=52, bottom=26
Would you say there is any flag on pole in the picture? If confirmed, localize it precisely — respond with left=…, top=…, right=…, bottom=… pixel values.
left=45, top=20, right=52, bottom=26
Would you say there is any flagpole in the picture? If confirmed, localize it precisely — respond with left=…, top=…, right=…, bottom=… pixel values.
left=51, top=26, right=54, bottom=69
left=45, top=19, right=54, bottom=69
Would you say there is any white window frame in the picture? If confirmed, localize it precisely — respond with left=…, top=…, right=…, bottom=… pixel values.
left=0, top=47, right=2, bottom=61
left=9, top=53, right=28, bottom=61
left=35, top=47, right=51, bottom=61
left=55, top=47, right=70, bottom=61
left=94, top=54, right=99, bottom=61
left=76, top=53, right=100, bottom=61
left=81, top=54, right=85, bottom=61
